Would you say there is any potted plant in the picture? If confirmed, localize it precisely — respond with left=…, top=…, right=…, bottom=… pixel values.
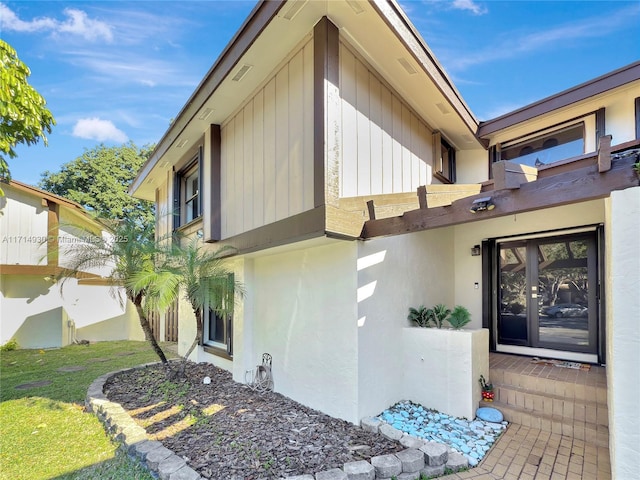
left=407, top=305, right=431, bottom=327
left=428, top=304, right=451, bottom=329
left=479, top=374, right=495, bottom=402
left=447, top=305, right=471, bottom=329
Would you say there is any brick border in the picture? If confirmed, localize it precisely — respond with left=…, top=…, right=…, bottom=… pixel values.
left=86, top=366, right=471, bottom=480
left=86, top=363, right=203, bottom=480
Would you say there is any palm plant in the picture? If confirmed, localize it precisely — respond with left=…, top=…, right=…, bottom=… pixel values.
left=447, top=305, right=471, bottom=329
left=428, top=304, right=451, bottom=329
left=57, top=217, right=168, bottom=364
left=408, top=305, right=431, bottom=327
left=130, top=236, right=243, bottom=372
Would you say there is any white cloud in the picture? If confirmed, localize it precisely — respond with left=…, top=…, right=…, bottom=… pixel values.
left=452, top=0, right=487, bottom=15
left=72, top=118, right=128, bottom=142
left=444, top=4, right=640, bottom=72
left=0, top=3, right=112, bottom=42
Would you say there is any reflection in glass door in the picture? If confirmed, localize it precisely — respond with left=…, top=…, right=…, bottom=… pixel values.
left=497, top=233, right=598, bottom=355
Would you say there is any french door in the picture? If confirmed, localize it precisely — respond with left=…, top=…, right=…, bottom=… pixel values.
left=495, top=231, right=599, bottom=361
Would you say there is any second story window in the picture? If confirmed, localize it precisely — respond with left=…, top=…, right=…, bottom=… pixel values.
left=433, top=132, right=456, bottom=183
left=183, top=165, right=200, bottom=223
left=500, top=123, right=584, bottom=167
left=174, top=148, right=202, bottom=230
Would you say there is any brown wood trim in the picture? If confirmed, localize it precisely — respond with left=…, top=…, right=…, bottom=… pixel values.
left=203, top=344, right=233, bottom=360
left=417, top=186, right=427, bottom=209
left=46, top=201, right=59, bottom=267
left=478, top=61, right=640, bottom=137
left=6, top=180, right=84, bottom=211
left=362, top=154, right=639, bottom=238
left=211, top=206, right=326, bottom=255
left=0, top=265, right=103, bottom=279
left=131, top=0, right=287, bottom=195
left=635, top=97, right=640, bottom=140
left=313, top=17, right=338, bottom=208
left=595, top=107, right=606, bottom=145
left=366, top=200, right=376, bottom=220
left=207, top=124, right=222, bottom=242
left=598, top=135, right=613, bottom=173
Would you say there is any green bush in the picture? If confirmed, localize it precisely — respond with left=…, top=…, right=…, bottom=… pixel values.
left=447, top=305, right=471, bottom=329
left=408, top=305, right=431, bottom=327
left=0, top=339, right=18, bottom=351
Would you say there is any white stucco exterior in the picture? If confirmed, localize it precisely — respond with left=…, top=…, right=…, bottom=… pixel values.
left=605, top=186, right=640, bottom=480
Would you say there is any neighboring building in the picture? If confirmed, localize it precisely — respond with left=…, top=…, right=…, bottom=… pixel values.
left=130, top=1, right=639, bottom=477
left=0, top=180, right=144, bottom=348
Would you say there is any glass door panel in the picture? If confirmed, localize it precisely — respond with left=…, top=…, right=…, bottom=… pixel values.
left=536, top=237, right=594, bottom=351
left=498, top=243, right=528, bottom=345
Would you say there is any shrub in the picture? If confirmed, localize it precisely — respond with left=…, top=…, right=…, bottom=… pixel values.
left=408, top=305, right=431, bottom=327
left=0, top=339, right=19, bottom=351
left=428, top=304, right=451, bottom=328
left=447, top=306, right=471, bottom=329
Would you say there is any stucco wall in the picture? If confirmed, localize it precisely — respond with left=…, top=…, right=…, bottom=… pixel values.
left=356, top=228, right=455, bottom=420
left=452, top=199, right=606, bottom=328
left=0, top=275, right=142, bottom=348
left=248, top=241, right=359, bottom=422
left=604, top=186, right=640, bottom=480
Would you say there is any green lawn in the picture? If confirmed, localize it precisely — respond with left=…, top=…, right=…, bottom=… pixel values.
left=0, top=341, right=176, bottom=480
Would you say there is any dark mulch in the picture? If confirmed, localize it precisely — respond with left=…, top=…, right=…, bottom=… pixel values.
left=104, top=362, right=402, bottom=479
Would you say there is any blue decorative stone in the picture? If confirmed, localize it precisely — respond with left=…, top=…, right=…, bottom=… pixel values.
left=476, top=407, right=504, bottom=423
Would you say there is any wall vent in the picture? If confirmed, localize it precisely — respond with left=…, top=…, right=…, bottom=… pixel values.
left=283, top=0, right=307, bottom=20
left=232, top=64, right=253, bottom=82
left=436, top=102, right=451, bottom=114
left=346, top=0, right=365, bottom=14
left=397, top=57, right=417, bottom=75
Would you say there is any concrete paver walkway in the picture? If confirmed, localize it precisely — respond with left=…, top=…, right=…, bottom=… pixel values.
left=441, top=423, right=610, bottom=480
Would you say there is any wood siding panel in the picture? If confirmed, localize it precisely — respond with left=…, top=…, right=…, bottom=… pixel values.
left=275, top=65, right=289, bottom=222
left=356, top=59, right=371, bottom=195
left=288, top=49, right=304, bottom=213
left=252, top=90, right=265, bottom=230
left=263, top=78, right=277, bottom=226
left=0, top=191, right=48, bottom=265
left=219, top=39, right=314, bottom=238
left=339, top=43, right=433, bottom=198
left=302, top=42, right=315, bottom=210
left=340, top=47, right=358, bottom=198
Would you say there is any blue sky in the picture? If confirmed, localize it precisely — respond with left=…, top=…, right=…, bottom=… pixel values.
left=2, top=0, right=639, bottom=186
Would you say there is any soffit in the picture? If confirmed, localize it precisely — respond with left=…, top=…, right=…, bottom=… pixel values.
left=133, top=0, right=482, bottom=200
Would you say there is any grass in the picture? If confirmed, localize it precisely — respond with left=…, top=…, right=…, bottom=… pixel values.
left=0, top=340, right=177, bottom=480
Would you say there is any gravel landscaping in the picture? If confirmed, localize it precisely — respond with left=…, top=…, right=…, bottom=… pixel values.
left=104, top=362, right=403, bottom=479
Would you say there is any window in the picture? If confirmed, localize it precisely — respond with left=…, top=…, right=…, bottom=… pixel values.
left=173, top=150, right=202, bottom=229
left=183, top=166, right=200, bottom=223
left=203, top=275, right=234, bottom=357
left=500, top=123, right=584, bottom=167
left=433, top=132, right=456, bottom=183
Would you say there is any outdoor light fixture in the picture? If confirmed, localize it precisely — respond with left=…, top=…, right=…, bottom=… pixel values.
left=471, top=245, right=481, bottom=256
left=470, top=196, right=495, bottom=214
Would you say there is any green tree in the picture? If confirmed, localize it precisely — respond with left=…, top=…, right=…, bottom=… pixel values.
left=39, top=142, right=154, bottom=234
left=0, top=39, right=55, bottom=190
left=59, top=216, right=169, bottom=365
left=130, top=237, right=242, bottom=375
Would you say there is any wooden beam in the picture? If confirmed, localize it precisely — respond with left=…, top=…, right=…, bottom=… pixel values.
left=492, top=161, right=538, bottom=190
left=362, top=155, right=639, bottom=239
left=598, top=135, right=612, bottom=173
left=366, top=200, right=376, bottom=220
left=417, top=186, right=427, bottom=209
left=46, top=201, right=59, bottom=267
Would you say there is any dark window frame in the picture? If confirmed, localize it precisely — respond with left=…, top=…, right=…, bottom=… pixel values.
left=433, top=131, right=456, bottom=184
left=173, top=147, right=203, bottom=230
left=202, top=274, right=235, bottom=359
left=488, top=109, right=605, bottom=170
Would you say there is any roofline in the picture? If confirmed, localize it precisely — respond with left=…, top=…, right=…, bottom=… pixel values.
left=5, top=179, right=85, bottom=210
left=372, top=0, right=478, bottom=129
left=130, top=0, right=286, bottom=196
left=4, top=179, right=109, bottom=230
left=477, top=61, right=640, bottom=138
